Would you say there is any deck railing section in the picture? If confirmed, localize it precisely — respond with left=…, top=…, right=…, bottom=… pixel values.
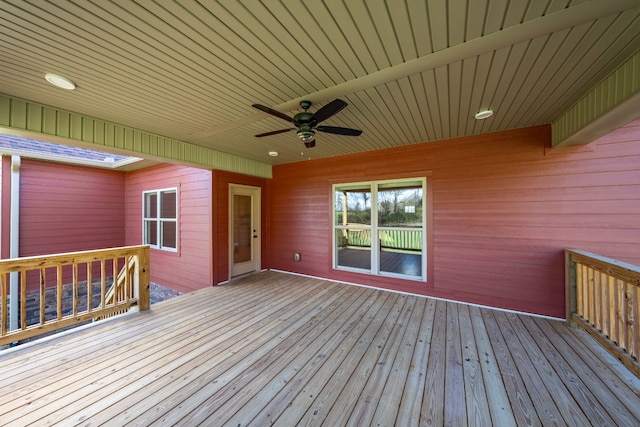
left=0, top=245, right=150, bottom=346
left=565, top=249, right=639, bottom=377
left=338, top=229, right=422, bottom=251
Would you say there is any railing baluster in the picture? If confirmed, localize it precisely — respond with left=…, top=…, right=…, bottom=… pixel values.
left=101, top=260, right=106, bottom=309
left=1, top=273, right=7, bottom=336
left=575, top=262, right=582, bottom=318
left=587, top=267, right=595, bottom=328
left=73, top=263, right=79, bottom=316
left=113, top=257, right=119, bottom=303
left=582, top=264, right=588, bottom=317
left=607, top=274, right=615, bottom=340
left=87, top=262, right=93, bottom=313
left=632, top=285, right=638, bottom=359
left=20, top=271, right=26, bottom=330
left=40, top=268, right=46, bottom=325
left=57, top=265, right=63, bottom=320
left=626, top=281, right=633, bottom=354
left=609, top=276, right=617, bottom=344
left=124, top=256, right=130, bottom=301
left=620, top=280, right=629, bottom=352
left=629, top=286, right=640, bottom=360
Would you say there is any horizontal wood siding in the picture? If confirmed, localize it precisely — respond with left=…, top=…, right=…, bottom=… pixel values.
left=17, top=159, right=125, bottom=291
left=212, top=171, right=269, bottom=284
left=270, top=121, right=640, bottom=317
left=125, top=164, right=212, bottom=293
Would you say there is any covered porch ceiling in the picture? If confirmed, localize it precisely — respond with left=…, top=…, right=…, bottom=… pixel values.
left=1, top=0, right=639, bottom=167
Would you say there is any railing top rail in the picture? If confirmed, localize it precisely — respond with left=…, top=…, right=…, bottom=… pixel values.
left=566, top=249, right=640, bottom=284
left=0, top=245, right=150, bottom=272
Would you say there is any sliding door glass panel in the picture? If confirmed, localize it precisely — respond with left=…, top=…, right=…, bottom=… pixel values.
left=333, top=179, right=426, bottom=280
left=377, top=182, right=423, bottom=277
left=334, top=184, right=371, bottom=271
left=335, top=229, right=371, bottom=271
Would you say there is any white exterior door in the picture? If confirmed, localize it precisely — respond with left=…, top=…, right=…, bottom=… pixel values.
left=230, top=184, right=261, bottom=278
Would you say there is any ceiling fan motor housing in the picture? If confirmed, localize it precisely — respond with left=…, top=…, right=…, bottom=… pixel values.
left=293, top=111, right=316, bottom=127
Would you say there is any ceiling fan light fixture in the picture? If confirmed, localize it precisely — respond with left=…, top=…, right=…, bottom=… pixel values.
left=297, top=129, right=315, bottom=143
left=44, top=73, right=76, bottom=90
left=475, top=109, right=493, bottom=120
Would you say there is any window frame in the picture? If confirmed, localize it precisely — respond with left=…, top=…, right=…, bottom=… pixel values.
left=332, top=177, right=427, bottom=282
left=142, top=187, right=178, bottom=252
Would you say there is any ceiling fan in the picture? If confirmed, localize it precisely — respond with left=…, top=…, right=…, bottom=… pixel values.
left=251, top=99, right=362, bottom=148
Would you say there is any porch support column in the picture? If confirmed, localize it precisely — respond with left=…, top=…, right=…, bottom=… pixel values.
left=9, top=155, right=19, bottom=331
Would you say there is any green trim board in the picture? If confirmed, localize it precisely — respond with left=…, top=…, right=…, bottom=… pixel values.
left=552, top=49, right=640, bottom=147
left=0, top=94, right=272, bottom=178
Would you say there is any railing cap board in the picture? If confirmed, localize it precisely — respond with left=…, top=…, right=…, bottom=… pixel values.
left=566, top=249, right=640, bottom=285
left=0, top=245, right=149, bottom=273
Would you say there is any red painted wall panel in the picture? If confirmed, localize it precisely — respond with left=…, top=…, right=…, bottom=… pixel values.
left=125, top=164, right=212, bottom=293
left=19, top=159, right=125, bottom=256
left=270, top=122, right=640, bottom=318
left=14, top=159, right=126, bottom=291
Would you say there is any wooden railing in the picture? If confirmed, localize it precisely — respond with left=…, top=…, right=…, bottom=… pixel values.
left=337, top=228, right=422, bottom=251
left=565, top=249, right=639, bottom=377
left=0, top=245, right=150, bottom=346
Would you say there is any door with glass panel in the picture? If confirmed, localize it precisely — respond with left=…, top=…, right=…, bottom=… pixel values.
left=230, top=185, right=261, bottom=278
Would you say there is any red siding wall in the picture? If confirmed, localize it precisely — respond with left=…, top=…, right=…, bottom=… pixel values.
left=14, top=159, right=125, bottom=291
left=19, top=159, right=125, bottom=256
left=212, top=170, right=269, bottom=284
left=270, top=121, right=640, bottom=318
left=125, top=164, right=212, bottom=293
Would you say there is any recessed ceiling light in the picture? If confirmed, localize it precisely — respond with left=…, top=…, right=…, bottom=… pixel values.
left=268, top=151, right=278, bottom=157
left=475, top=109, right=493, bottom=120
left=45, top=73, right=76, bottom=90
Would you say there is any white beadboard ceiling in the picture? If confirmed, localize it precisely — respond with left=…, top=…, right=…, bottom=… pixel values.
left=1, top=0, right=639, bottom=166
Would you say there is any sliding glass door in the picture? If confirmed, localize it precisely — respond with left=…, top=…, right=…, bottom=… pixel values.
left=333, top=178, right=426, bottom=281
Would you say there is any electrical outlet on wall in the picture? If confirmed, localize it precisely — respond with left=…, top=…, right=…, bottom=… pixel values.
left=294, top=253, right=301, bottom=261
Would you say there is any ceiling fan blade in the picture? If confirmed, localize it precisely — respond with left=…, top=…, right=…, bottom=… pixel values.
left=255, top=128, right=294, bottom=137
left=316, top=125, right=362, bottom=136
left=252, top=104, right=294, bottom=123
left=313, top=99, right=348, bottom=123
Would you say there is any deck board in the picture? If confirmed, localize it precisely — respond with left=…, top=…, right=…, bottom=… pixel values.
left=0, top=271, right=639, bottom=426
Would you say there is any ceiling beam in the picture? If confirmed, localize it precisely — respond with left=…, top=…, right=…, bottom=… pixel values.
left=0, top=95, right=272, bottom=178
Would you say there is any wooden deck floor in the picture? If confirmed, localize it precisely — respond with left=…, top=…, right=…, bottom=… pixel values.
left=1, top=271, right=639, bottom=426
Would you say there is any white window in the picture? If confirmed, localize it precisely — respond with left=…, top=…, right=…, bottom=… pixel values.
left=143, top=188, right=178, bottom=251
left=333, top=178, right=426, bottom=281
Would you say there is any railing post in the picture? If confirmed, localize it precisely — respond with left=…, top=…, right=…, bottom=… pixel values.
left=565, top=250, right=577, bottom=325
left=134, top=246, right=151, bottom=312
